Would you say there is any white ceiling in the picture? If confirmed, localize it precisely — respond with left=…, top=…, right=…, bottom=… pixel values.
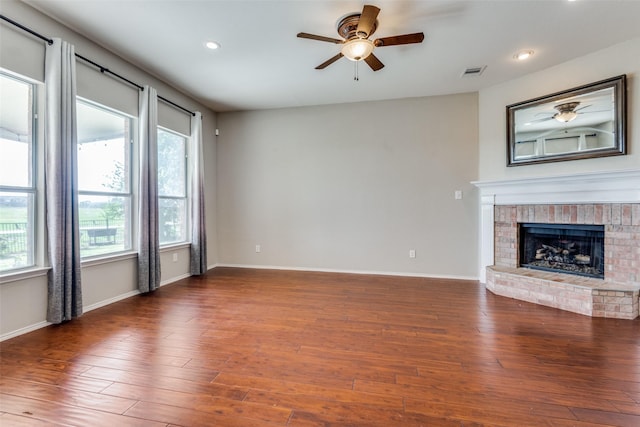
left=21, top=0, right=640, bottom=112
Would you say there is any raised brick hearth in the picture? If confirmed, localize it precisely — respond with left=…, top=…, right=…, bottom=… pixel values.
left=473, top=171, right=640, bottom=319
left=486, top=265, right=639, bottom=318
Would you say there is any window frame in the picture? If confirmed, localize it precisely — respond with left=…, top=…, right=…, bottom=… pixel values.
left=0, top=70, right=41, bottom=274
left=76, top=97, right=135, bottom=259
left=157, top=126, right=189, bottom=246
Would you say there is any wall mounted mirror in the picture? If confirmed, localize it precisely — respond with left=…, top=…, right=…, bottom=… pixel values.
left=507, top=75, right=626, bottom=166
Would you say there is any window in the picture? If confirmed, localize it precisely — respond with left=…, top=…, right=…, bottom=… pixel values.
left=0, top=72, right=37, bottom=272
left=77, top=100, right=133, bottom=257
left=157, top=128, right=187, bottom=244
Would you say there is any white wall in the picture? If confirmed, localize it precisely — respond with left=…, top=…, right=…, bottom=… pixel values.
left=478, top=37, right=640, bottom=182
left=0, top=0, right=218, bottom=339
left=217, top=94, right=480, bottom=278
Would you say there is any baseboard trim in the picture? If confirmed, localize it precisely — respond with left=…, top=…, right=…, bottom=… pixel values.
left=214, top=263, right=479, bottom=282
left=0, top=321, right=51, bottom=342
left=161, top=273, right=192, bottom=287
left=2, top=273, right=196, bottom=342
left=83, top=290, right=141, bottom=313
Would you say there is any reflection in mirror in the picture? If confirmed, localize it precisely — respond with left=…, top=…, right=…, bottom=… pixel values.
left=507, top=75, right=626, bottom=166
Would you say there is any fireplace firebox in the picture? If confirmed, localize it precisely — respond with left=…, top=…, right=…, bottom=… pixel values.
left=519, top=223, right=605, bottom=279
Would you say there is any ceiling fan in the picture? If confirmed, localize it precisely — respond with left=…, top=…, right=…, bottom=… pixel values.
left=297, top=4, right=424, bottom=72
left=534, top=102, right=600, bottom=123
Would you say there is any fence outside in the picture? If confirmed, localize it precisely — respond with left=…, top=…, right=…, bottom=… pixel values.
left=0, top=219, right=182, bottom=267
left=0, top=220, right=127, bottom=259
left=0, top=222, right=28, bottom=255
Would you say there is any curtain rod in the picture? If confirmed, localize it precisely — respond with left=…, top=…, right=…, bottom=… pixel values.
left=1, top=14, right=196, bottom=117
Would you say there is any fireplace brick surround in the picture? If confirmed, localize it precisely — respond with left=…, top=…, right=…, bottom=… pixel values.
left=473, top=170, right=640, bottom=320
left=489, top=203, right=639, bottom=319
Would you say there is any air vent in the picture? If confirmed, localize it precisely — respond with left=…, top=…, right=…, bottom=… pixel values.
left=461, top=66, right=486, bottom=77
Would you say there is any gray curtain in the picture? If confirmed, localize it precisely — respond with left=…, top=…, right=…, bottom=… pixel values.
left=45, top=38, right=83, bottom=323
left=138, top=86, right=161, bottom=292
left=190, top=112, right=207, bottom=275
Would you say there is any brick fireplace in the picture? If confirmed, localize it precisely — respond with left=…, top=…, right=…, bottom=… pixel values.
left=473, top=170, right=640, bottom=319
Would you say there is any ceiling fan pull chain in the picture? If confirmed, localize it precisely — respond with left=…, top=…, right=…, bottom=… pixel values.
left=354, top=60, right=359, bottom=81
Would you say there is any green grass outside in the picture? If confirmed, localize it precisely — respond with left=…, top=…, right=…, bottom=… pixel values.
left=0, top=206, right=116, bottom=222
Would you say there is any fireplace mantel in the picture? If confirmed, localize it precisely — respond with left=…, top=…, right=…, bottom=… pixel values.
left=472, top=169, right=640, bottom=282
left=472, top=169, right=640, bottom=206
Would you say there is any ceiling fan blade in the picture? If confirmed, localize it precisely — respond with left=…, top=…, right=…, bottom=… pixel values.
left=297, top=32, right=344, bottom=44
left=364, top=53, right=384, bottom=71
left=529, top=117, right=554, bottom=123
left=374, top=32, right=425, bottom=47
left=574, top=104, right=592, bottom=112
left=357, top=5, right=380, bottom=37
left=315, top=53, right=344, bottom=69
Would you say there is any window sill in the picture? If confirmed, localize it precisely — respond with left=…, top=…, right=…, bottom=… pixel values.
left=1, top=244, right=192, bottom=283
left=81, top=244, right=191, bottom=267
left=81, top=251, right=138, bottom=268
left=0, top=266, right=50, bottom=285
left=160, top=242, right=191, bottom=252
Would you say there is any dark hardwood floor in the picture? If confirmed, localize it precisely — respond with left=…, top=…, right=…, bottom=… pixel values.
left=1, top=267, right=639, bottom=426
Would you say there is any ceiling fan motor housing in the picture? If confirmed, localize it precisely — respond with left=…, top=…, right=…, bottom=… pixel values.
left=555, top=102, right=580, bottom=113
left=337, top=13, right=378, bottom=40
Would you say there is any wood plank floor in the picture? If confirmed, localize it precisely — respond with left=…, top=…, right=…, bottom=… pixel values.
left=1, top=267, right=639, bottom=426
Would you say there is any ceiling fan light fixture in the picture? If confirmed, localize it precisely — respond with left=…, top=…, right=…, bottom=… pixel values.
left=554, top=111, right=578, bottom=123
left=341, top=38, right=374, bottom=61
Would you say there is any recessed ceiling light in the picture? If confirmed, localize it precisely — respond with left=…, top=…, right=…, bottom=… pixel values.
left=514, top=50, right=534, bottom=61
left=205, top=41, right=220, bottom=50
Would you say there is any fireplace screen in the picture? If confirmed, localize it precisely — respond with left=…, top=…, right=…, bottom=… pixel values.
left=519, top=223, right=604, bottom=279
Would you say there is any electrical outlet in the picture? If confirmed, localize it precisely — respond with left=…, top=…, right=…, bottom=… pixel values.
left=172, top=253, right=178, bottom=262
left=409, top=249, right=416, bottom=258
left=255, top=245, right=261, bottom=253
left=454, top=190, right=463, bottom=200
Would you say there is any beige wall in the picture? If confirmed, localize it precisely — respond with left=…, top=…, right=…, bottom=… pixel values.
left=478, top=37, right=640, bottom=182
left=217, top=94, right=480, bottom=278
left=0, top=0, right=218, bottom=339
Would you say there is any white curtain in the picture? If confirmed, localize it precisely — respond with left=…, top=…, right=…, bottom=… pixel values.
left=44, top=38, right=83, bottom=323
left=190, top=112, right=207, bottom=275
left=138, top=86, right=161, bottom=292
